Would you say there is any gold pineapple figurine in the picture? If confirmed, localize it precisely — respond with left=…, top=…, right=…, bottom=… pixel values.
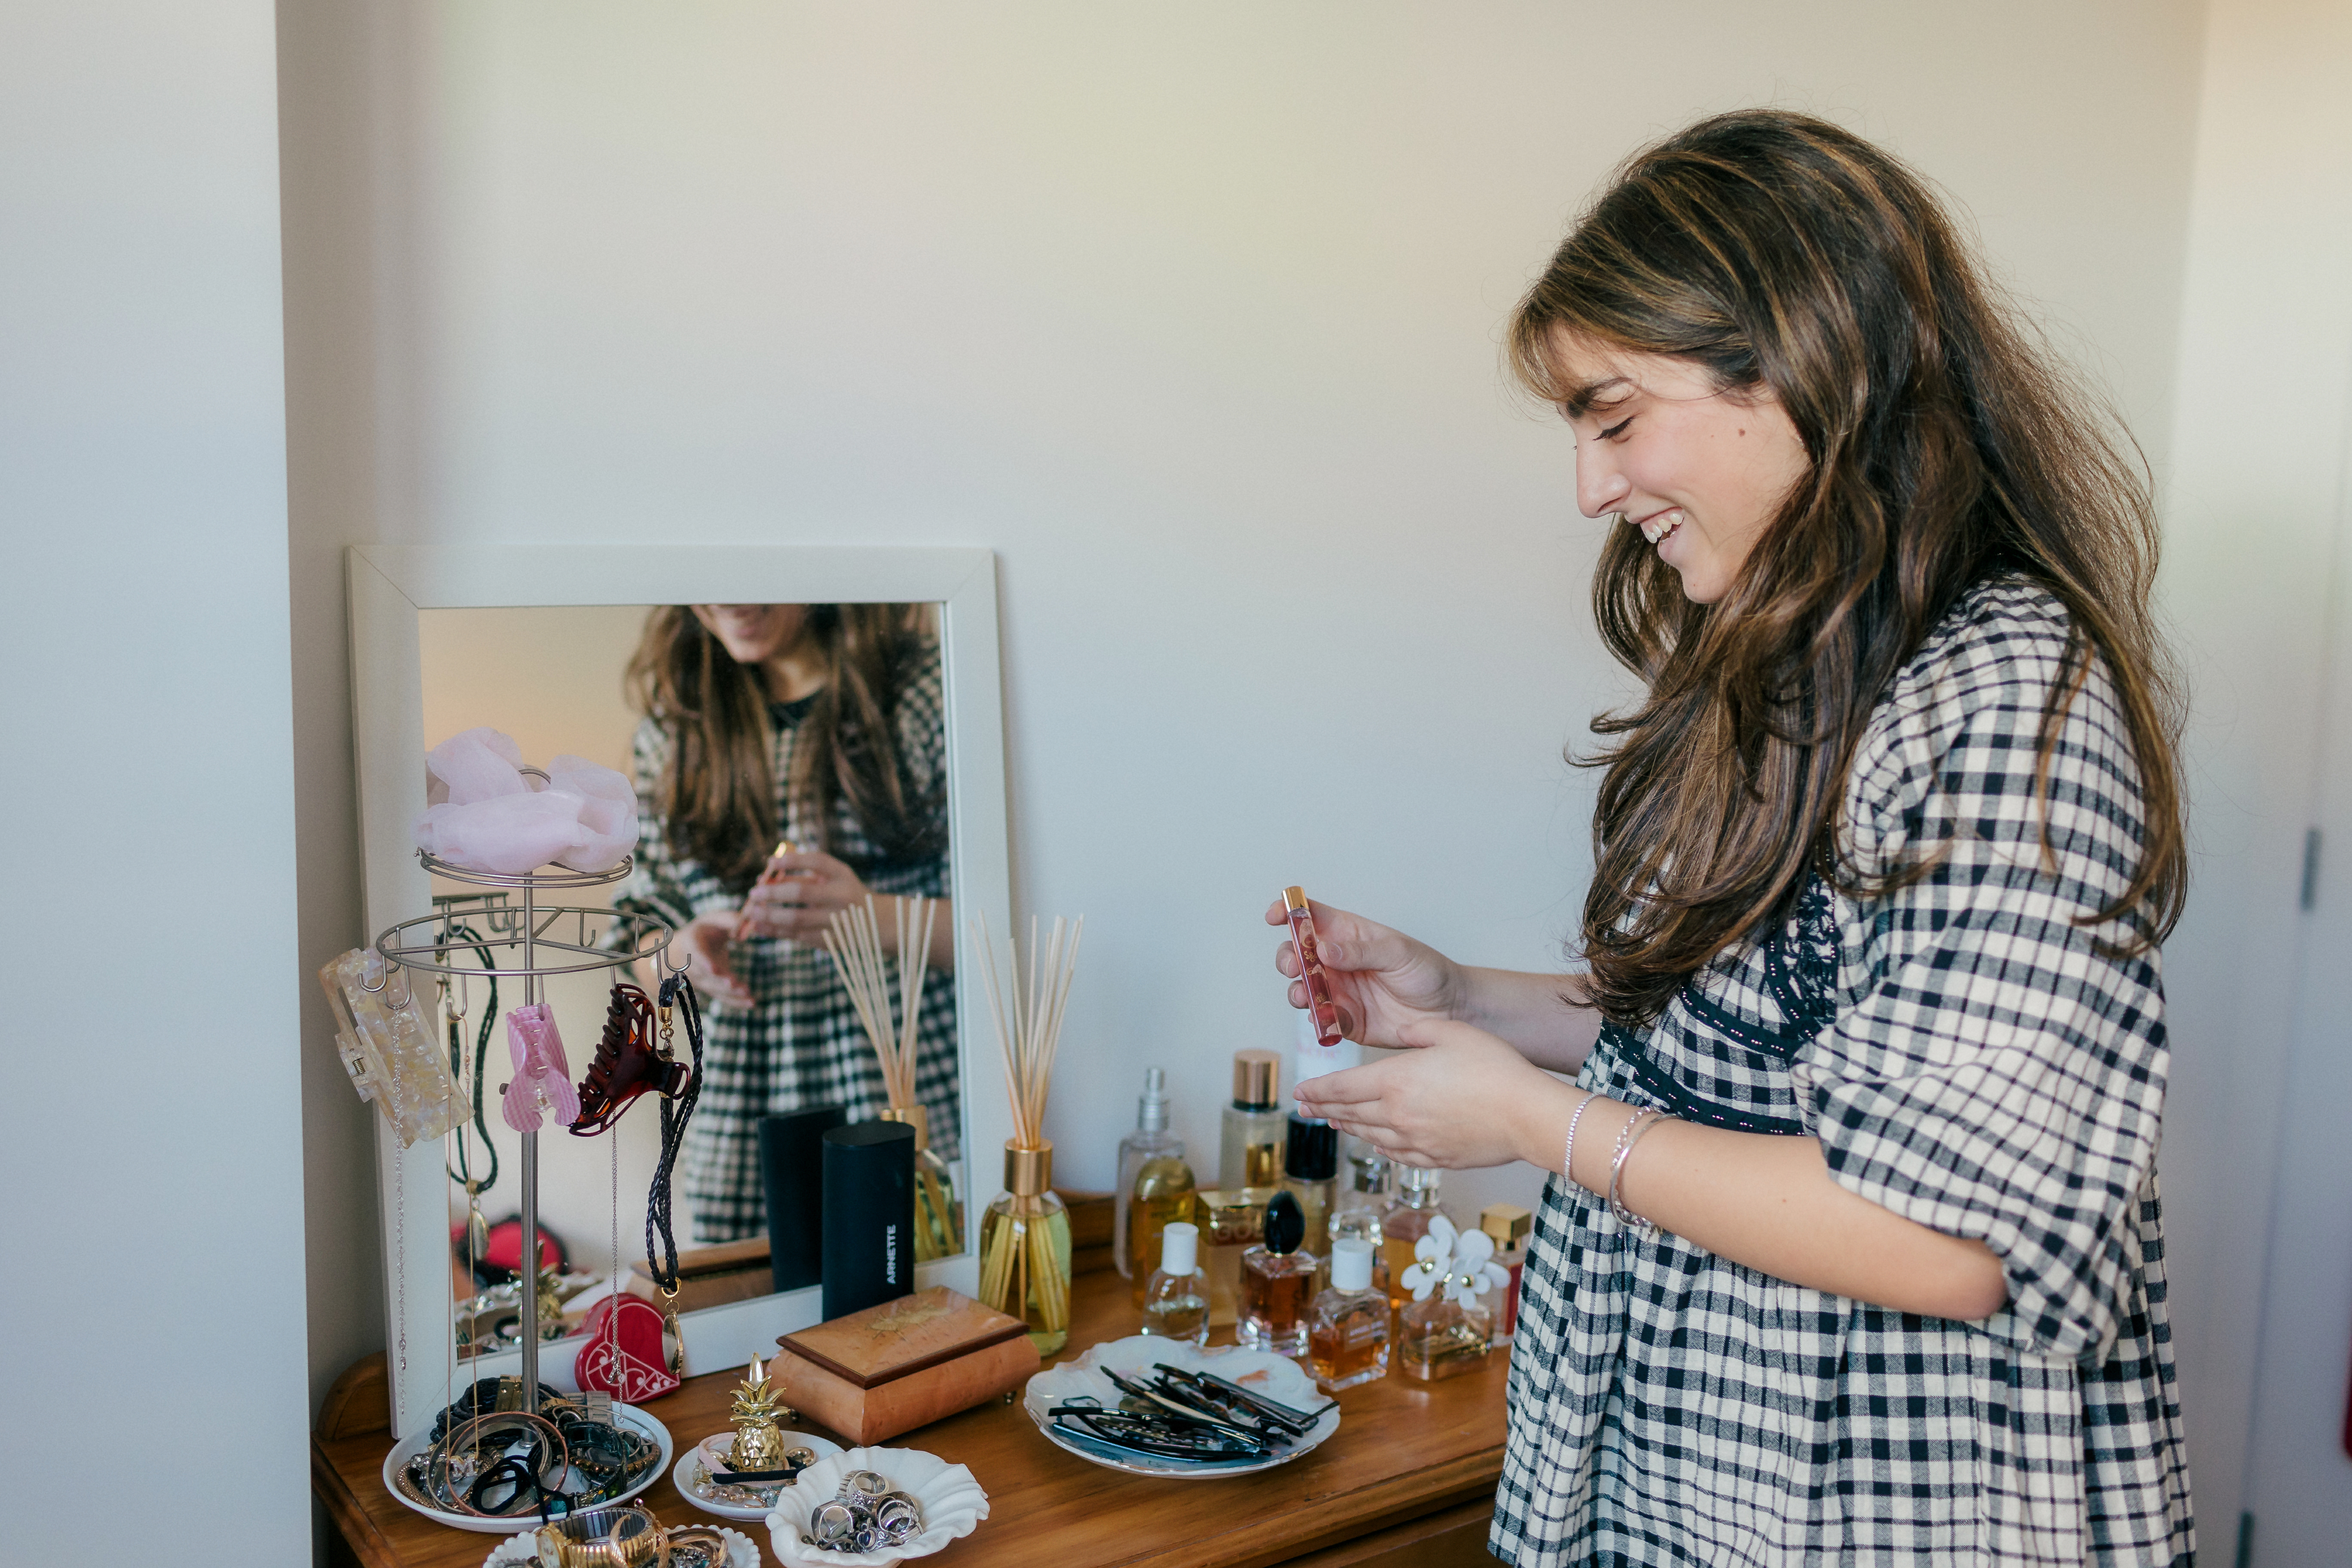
left=726, top=1357, right=795, bottom=1470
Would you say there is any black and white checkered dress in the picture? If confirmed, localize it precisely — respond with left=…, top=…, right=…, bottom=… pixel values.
left=1491, top=579, right=2195, bottom=1565
left=611, top=646, right=961, bottom=1244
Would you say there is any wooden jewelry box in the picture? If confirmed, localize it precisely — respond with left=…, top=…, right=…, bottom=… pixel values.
left=768, top=1286, right=1041, bottom=1445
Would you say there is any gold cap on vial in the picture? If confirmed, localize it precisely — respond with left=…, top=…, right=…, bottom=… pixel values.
left=1480, top=1202, right=1533, bottom=1248
left=1232, top=1049, right=1281, bottom=1110
left=1282, top=886, right=1309, bottom=914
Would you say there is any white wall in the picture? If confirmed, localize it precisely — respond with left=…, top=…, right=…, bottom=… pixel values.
left=2163, top=2, right=2352, bottom=1559
left=0, top=2, right=307, bottom=1562
left=279, top=0, right=2238, bottom=1535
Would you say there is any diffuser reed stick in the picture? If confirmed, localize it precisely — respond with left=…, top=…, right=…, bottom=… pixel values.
left=823, top=895, right=959, bottom=1257
left=971, top=912, right=1084, bottom=1348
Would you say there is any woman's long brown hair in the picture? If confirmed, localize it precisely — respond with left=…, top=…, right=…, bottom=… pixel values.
left=1509, top=110, right=2187, bottom=1027
left=625, top=603, right=946, bottom=891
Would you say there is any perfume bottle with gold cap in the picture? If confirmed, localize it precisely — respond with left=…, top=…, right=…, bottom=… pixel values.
left=1479, top=1203, right=1533, bottom=1347
left=1220, top=1049, right=1286, bottom=1189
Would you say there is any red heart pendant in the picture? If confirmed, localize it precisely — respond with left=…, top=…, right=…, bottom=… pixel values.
left=574, top=1295, right=681, bottom=1403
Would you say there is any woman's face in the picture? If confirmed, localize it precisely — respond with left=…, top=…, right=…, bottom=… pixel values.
left=691, top=603, right=809, bottom=666
left=1548, top=332, right=1810, bottom=605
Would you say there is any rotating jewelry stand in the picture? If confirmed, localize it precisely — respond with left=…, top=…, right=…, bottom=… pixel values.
left=368, top=845, right=677, bottom=1418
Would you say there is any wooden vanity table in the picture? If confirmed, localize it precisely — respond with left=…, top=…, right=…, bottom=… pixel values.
left=315, top=1210, right=1509, bottom=1568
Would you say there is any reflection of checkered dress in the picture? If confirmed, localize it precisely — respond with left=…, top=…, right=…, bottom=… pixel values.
left=611, top=646, right=960, bottom=1244
left=1491, top=580, right=2194, bottom=1565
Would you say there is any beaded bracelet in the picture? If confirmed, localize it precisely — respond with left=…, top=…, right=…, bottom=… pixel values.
left=1562, top=1091, right=1599, bottom=1194
left=1607, top=1108, right=1668, bottom=1235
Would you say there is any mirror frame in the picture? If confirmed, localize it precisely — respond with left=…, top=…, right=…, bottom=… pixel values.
left=347, top=543, right=1014, bottom=1439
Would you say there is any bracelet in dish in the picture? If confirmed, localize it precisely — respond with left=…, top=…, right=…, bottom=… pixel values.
left=1607, top=1108, right=1667, bottom=1235
left=535, top=1501, right=670, bottom=1568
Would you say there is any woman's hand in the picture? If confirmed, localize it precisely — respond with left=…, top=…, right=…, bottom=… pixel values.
left=1294, top=1019, right=1577, bottom=1170
left=681, top=910, right=753, bottom=1006
left=739, top=848, right=873, bottom=943
left=1262, top=897, right=1467, bottom=1048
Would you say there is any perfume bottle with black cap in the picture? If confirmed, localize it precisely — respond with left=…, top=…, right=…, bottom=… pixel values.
left=1239, top=1188, right=1318, bottom=1355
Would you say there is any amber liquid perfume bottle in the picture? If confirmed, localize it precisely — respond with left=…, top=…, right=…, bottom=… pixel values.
left=1380, top=1164, right=1452, bottom=1311
left=1480, top=1203, right=1533, bottom=1347
left=1220, top=1049, right=1286, bottom=1189
left=1127, top=1150, right=1200, bottom=1309
left=1139, top=1220, right=1210, bottom=1345
left=1308, top=1238, right=1391, bottom=1390
left=1195, top=1187, right=1268, bottom=1327
left=1240, top=1189, right=1317, bottom=1355
left=1329, top=1141, right=1390, bottom=1300
left=1400, top=1292, right=1494, bottom=1381
left=1115, top=1066, right=1186, bottom=1280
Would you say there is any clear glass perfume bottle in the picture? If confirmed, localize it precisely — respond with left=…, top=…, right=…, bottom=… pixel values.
left=1115, top=1066, right=1188, bottom=1280
left=1480, top=1202, right=1533, bottom=1347
left=1127, top=1148, right=1199, bottom=1308
left=1220, top=1049, right=1286, bottom=1189
left=1400, top=1293, right=1493, bottom=1381
left=1240, top=1189, right=1318, bottom=1355
left=1308, top=1238, right=1391, bottom=1390
left=1280, top=1115, right=1337, bottom=1289
left=1139, top=1220, right=1209, bottom=1345
left=1380, top=1164, right=1451, bottom=1311
left=1329, top=1139, right=1390, bottom=1299
left=1195, top=1186, right=1269, bottom=1328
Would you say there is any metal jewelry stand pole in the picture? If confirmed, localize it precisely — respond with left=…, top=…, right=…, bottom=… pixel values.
left=371, top=845, right=676, bottom=1419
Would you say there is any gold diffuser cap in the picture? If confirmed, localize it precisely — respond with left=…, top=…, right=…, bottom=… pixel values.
left=1481, top=1202, right=1533, bottom=1247
left=1004, top=1140, right=1054, bottom=1197
left=1233, top=1049, right=1280, bottom=1110
left=879, top=1103, right=931, bottom=1150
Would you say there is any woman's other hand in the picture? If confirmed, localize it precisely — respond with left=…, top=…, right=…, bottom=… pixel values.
left=682, top=910, right=753, bottom=1006
left=1262, top=896, right=1467, bottom=1048
left=1295, top=1019, right=1576, bottom=1171
left=739, top=847, right=872, bottom=943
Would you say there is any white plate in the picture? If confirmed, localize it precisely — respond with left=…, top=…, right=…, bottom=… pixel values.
left=674, top=1430, right=846, bottom=1520
left=381, top=1402, right=673, bottom=1533
left=484, top=1521, right=759, bottom=1566
left=1022, top=1336, right=1340, bottom=1479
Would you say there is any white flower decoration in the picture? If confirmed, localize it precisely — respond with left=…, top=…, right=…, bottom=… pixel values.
left=1396, top=1213, right=1511, bottom=1305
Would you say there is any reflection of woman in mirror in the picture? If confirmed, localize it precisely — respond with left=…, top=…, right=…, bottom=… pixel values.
left=615, top=603, right=958, bottom=1243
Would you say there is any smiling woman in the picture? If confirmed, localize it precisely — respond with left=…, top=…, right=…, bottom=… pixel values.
left=1277, top=110, right=2196, bottom=1566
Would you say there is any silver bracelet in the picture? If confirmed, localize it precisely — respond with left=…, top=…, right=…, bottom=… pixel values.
left=1562, top=1091, right=1599, bottom=1193
left=1607, top=1108, right=1667, bottom=1234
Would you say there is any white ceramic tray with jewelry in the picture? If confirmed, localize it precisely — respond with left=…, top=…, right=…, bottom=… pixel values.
left=1022, top=1335, right=1340, bottom=1479
left=381, top=1402, right=673, bottom=1533
left=674, top=1429, right=847, bottom=1520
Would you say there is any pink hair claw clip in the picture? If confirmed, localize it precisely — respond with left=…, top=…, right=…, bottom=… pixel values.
left=501, top=1002, right=581, bottom=1132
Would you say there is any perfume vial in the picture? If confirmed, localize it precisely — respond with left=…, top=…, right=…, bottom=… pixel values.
left=1308, top=1239, right=1392, bottom=1391
left=1479, top=1203, right=1533, bottom=1346
left=1140, top=1221, right=1210, bottom=1345
left=1280, top=886, right=1344, bottom=1046
left=1380, top=1164, right=1452, bottom=1312
left=1220, top=1050, right=1286, bottom=1189
left=1195, top=1187, right=1268, bottom=1327
left=1240, top=1189, right=1318, bottom=1355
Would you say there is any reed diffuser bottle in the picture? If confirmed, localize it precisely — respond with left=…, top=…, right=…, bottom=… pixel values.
left=972, top=914, right=1084, bottom=1356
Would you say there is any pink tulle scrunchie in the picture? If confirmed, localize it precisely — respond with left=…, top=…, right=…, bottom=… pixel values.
left=411, top=727, right=641, bottom=876
left=502, top=1003, right=579, bottom=1132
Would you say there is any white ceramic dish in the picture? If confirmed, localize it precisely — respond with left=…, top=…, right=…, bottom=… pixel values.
left=765, top=1446, right=987, bottom=1567
left=674, top=1430, right=847, bottom=1520
left=483, top=1521, right=759, bottom=1566
left=381, top=1402, right=673, bottom=1534
left=1022, top=1336, right=1340, bottom=1479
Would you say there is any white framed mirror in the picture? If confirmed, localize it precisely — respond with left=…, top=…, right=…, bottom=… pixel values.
left=347, top=544, right=1014, bottom=1439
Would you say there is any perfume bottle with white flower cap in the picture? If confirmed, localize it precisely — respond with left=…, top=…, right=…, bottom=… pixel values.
left=1397, top=1213, right=1507, bottom=1381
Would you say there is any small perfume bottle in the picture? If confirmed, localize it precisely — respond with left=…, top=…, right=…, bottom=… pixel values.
left=1240, top=1189, right=1318, bottom=1355
left=1195, top=1186, right=1268, bottom=1327
left=1220, top=1050, right=1286, bottom=1189
left=1127, top=1145, right=1199, bottom=1308
left=1116, top=1067, right=1191, bottom=1286
left=1479, top=1203, right=1533, bottom=1347
left=1139, top=1221, right=1209, bottom=1345
left=1400, top=1292, right=1494, bottom=1381
left=1280, top=886, right=1344, bottom=1046
left=1280, top=1116, right=1337, bottom=1271
left=1380, top=1164, right=1452, bottom=1311
left=1329, top=1139, right=1390, bottom=1299
left=1308, top=1238, right=1391, bottom=1390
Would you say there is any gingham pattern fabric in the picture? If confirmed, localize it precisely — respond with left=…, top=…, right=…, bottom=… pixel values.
left=610, top=645, right=961, bottom=1244
left=1492, top=579, right=2194, bottom=1565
